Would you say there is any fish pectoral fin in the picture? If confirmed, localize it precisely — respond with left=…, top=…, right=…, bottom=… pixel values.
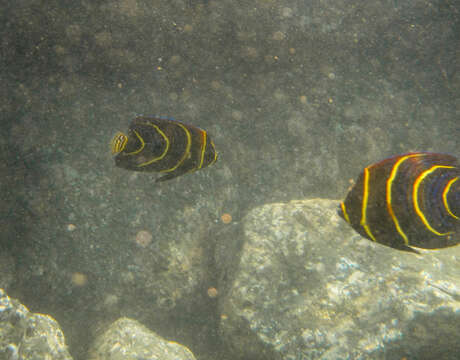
left=398, top=244, right=420, bottom=254
left=155, top=173, right=180, bottom=183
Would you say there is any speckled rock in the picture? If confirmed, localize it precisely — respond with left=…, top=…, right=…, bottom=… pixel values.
left=0, top=288, right=72, bottom=360
left=88, top=317, right=196, bottom=360
left=218, top=198, right=460, bottom=360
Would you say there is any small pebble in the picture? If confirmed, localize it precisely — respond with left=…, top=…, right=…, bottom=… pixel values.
left=220, top=213, right=232, bottom=224
left=71, top=272, right=88, bottom=287
left=135, top=230, right=153, bottom=248
left=207, top=287, right=218, bottom=298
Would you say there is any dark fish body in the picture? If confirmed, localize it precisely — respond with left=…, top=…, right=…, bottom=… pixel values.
left=339, top=152, right=459, bottom=252
left=111, top=116, right=217, bottom=182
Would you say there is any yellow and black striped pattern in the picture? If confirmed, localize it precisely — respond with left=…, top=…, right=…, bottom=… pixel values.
left=338, top=152, right=460, bottom=252
left=111, top=116, right=217, bottom=182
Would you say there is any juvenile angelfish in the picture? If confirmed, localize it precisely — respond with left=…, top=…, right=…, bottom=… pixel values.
left=111, top=116, right=218, bottom=182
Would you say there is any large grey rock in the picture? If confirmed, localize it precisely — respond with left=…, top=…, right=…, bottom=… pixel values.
left=0, top=288, right=72, bottom=360
left=88, top=317, right=196, bottom=360
left=218, top=199, right=460, bottom=360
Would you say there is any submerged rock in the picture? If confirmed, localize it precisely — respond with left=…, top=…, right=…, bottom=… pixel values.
left=0, top=288, right=72, bottom=360
left=218, top=198, right=460, bottom=359
left=88, top=317, right=196, bottom=360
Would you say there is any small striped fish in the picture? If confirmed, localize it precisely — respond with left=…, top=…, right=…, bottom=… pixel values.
left=111, top=116, right=217, bottom=182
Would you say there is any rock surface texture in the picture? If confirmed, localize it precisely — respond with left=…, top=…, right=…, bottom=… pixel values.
left=218, top=199, right=460, bottom=359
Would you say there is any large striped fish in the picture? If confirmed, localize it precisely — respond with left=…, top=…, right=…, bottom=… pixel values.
left=338, top=152, right=459, bottom=252
left=111, top=116, right=217, bottom=182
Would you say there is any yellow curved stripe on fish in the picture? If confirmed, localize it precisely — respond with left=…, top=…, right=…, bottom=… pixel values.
left=198, top=131, right=207, bottom=170
left=159, top=122, right=192, bottom=173
left=340, top=202, right=351, bottom=224
left=137, top=124, right=170, bottom=166
left=360, top=166, right=377, bottom=242
left=209, top=141, right=218, bottom=165
left=413, top=165, right=455, bottom=236
left=386, top=153, right=424, bottom=245
left=126, top=130, right=146, bottom=155
left=443, top=177, right=459, bottom=219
